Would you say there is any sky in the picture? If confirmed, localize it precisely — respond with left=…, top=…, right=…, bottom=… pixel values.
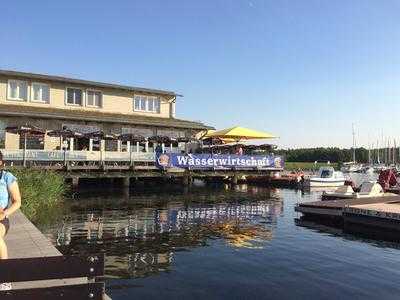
left=1, top=0, right=400, bottom=149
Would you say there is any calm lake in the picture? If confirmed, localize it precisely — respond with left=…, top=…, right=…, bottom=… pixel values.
left=39, top=178, right=400, bottom=300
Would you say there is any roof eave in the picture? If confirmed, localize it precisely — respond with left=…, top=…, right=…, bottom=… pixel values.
left=0, top=69, right=178, bottom=97
left=0, top=109, right=213, bottom=131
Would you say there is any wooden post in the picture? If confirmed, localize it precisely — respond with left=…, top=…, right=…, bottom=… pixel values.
left=122, top=177, right=130, bottom=188
left=170, top=143, right=173, bottom=153
left=100, top=140, right=105, bottom=152
left=126, top=141, right=131, bottom=152
left=69, top=138, right=74, bottom=151
left=23, top=132, right=27, bottom=167
left=72, top=177, right=79, bottom=189
left=89, top=139, right=93, bottom=151
left=145, top=141, right=149, bottom=153
left=117, top=140, right=122, bottom=152
left=232, top=174, right=239, bottom=185
left=136, top=142, right=140, bottom=153
left=183, top=175, right=190, bottom=186
left=162, top=143, right=165, bottom=153
left=100, top=140, right=105, bottom=167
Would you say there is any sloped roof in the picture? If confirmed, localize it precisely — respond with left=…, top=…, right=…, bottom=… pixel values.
left=0, top=104, right=213, bottom=130
left=0, top=69, right=179, bottom=97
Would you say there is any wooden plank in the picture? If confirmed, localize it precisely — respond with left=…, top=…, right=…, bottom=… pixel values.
left=0, top=282, right=104, bottom=300
left=0, top=255, right=104, bottom=283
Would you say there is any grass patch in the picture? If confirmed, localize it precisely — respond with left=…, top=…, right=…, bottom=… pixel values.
left=285, top=162, right=339, bottom=171
left=8, top=169, right=67, bottom=224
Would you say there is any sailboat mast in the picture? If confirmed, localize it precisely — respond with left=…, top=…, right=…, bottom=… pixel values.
left=376, top=140, right=381, bottom=165
left=368, top=143, right=371, bottom=165
left=377, top=140, right=380, bottom=164
left=352, top=123, right=356, bottom=163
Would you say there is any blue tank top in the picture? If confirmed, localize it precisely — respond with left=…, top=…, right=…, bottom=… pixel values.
left=0, top=171, right=16, bottom=209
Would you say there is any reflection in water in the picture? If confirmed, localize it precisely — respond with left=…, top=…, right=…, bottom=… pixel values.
left=39, top=183, right=400, bottom=300
left=43, top=184, right=282, bottom=279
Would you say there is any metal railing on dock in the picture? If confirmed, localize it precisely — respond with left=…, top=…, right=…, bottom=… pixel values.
left=1, top=149, right=155, bottom=164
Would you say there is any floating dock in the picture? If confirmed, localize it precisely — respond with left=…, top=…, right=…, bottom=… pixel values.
left=344, top=202, right=400, bottom=232
left=295, top=196, right=400, bottom=217
left=295, top=195, right=400, bottom=235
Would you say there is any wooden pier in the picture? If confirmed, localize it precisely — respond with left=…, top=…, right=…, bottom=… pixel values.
left=2, top=210, right=111, bottom=299
left=3, top=149, right=284, bottom=188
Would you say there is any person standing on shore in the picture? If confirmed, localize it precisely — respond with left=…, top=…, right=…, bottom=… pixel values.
left=0, top=151, right=22, bottom=290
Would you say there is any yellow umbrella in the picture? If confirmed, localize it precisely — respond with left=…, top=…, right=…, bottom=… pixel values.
left=195, top=129, right=215, bottom=140
left=207, top=126, right=277, bottom=141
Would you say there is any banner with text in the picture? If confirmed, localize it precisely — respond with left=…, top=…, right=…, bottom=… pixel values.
left=156, top=153, right=284, bottom=170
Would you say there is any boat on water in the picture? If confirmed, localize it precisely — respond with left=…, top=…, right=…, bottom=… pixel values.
left=322, top=181, right=396, bottom=200
left=340, top=162, right=363, bottom=173
left=304, top=167, right=346, bottom=187
left=374, top=164, right=388, bottom=173
left=357, top=165, right=375, bottom=174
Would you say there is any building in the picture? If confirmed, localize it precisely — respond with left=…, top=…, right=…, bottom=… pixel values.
left=0, top=70, right=212, bottom=151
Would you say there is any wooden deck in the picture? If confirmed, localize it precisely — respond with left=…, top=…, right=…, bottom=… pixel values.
left=296, top=195, right=400, bottom=234
left=295, top=195, right=400, bottom=217
left=4, top=210, right=111, bottom=299
left=6, top=211, right=60, bottom=259
left=343, top=201, right=400, bottom=232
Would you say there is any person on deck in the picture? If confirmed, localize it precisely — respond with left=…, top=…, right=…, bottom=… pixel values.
left=155, top=144, right=163, bottom=156
left=236, top=146, right=243, bottom=156
left=0, top=151, right=22, bottom=290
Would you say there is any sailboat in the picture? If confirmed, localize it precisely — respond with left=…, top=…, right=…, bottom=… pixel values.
left=340, top=124, right=363, bottom=173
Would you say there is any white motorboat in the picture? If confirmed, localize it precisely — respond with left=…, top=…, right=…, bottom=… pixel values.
left=304, top=167, right=346, bottom=187
left=360, top=166, right=374, bottom=175
left=322, top=185, right=355, bottom=200
left=322, top=181, right=396, bottom=200
left=340, top=163, right=363, bottom=173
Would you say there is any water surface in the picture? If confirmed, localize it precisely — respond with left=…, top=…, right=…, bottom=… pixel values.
left=40, top=180, right=400, bottom=300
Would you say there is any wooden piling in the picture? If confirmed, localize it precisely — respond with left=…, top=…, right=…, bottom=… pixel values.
left=183, top=175, right=190, bottom=186
left=122, top=177, right=130, bottom=188
left=231, top=174, right=239, bottom=185
left=71, top=177, right=79, bottom=189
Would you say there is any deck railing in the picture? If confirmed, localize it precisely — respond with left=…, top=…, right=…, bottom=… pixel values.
left=0, top=149, right=156, bottom=163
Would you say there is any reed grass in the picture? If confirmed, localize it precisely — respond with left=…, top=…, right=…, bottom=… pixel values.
left=8, top=168, right=67, bottom=224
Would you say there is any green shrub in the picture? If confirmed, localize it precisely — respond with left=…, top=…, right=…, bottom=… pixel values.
left=8, top=169, right=67, bottom=224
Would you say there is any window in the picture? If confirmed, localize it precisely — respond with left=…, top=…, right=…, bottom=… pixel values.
left=134, top=97, right=141, bottom=111
left=7, top=80, right=28, bottom=101
left=87, top=90, right=102, bottom=107
left=134, top=95, right=161, bottom=113
left=66, top=87, right=83, bottom=106
left=140, top=97, right=146, bottom=110
left=148, top=98, right=154, bottom=111
left=32, top=83, right=50, bottom=103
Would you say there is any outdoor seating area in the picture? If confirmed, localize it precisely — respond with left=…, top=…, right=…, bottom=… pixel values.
left=1, top=125, right=279, bottom=169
